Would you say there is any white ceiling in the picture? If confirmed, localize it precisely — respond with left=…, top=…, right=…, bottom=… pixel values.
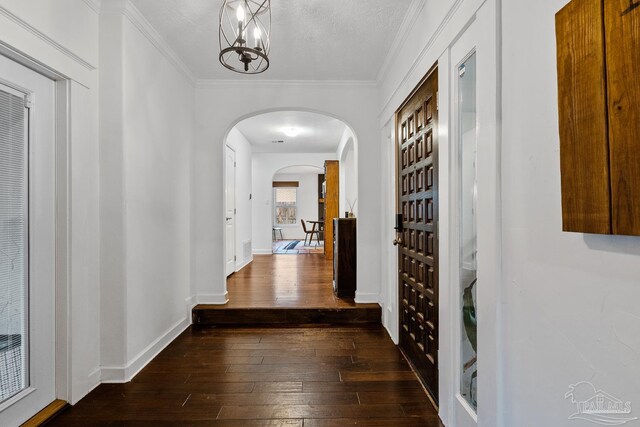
left=129, top=0, right=413, bottom=80
left=235, top=111, right=347, bottom=153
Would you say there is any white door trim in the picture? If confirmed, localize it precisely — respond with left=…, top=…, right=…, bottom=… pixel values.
left=437, top=2, right=502, bottom=427
left=0, top=42, right=73, bottom=408
left=224, top=145, right=236, bottom=277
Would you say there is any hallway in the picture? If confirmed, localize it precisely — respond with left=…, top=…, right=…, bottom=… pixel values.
left=50, top=326, right=440, bottom=426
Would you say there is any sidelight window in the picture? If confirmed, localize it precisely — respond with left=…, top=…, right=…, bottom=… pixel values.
left=458, top=52, right=478, bottom=412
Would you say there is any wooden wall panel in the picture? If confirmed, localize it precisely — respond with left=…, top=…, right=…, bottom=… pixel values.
left=556, top=0, right=612, bottom=234
left=605, top=0, right=640, bottom=235
left=324, top=160, right=339, bottom=260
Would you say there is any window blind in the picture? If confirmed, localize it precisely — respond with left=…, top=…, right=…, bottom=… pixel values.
left=274, top=188, right=297, bottom=205
left=0, top=87, right=28, bottom=403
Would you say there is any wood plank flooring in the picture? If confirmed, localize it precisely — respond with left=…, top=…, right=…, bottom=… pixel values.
left=226, top=254, right=352, bottom=308
left=197, top=254, right=381, bottom=326
left=50, top=326, right=441, bottom=426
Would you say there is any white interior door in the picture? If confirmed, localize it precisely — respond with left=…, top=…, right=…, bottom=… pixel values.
left=0, top=55, right=56, bottom=425
left=225, top=146, right=236, bottom=276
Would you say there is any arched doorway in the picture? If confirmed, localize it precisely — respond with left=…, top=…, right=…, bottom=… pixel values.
left=222, top=110, right=359, bottom=308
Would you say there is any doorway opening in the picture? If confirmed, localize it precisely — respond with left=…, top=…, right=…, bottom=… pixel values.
left=272, top=165, right=325, bottom=255
left=221, top=109, right=360, bottom=310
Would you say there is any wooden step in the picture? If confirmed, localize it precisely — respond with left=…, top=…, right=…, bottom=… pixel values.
left=192, top=304, right=382, bottom=326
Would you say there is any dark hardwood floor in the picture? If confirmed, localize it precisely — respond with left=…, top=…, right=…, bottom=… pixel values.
left=50, top=325, right=441, bottom=426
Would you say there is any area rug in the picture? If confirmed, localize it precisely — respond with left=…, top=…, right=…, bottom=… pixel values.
left=273, top=240, right=324, bottom=254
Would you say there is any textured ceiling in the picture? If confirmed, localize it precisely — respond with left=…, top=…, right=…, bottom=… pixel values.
left=129, top=0, right=413, bottom=80
left=235, top=111, right=347, bottom=153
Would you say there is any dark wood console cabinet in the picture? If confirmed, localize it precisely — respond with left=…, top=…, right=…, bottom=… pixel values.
left=333, top=218, right=356, bottom=298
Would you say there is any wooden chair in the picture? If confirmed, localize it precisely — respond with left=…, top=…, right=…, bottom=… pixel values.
left=301, top=220, right=320, bottom=246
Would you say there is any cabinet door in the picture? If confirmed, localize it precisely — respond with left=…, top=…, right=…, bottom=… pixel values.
left=556, top=0, right=611, bottom=234
left=605, top=0, right=640, bottom=235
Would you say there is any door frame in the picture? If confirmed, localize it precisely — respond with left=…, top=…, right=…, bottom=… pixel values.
left=437, top=3, right=502, bottom=427
left=0, top=43, right=73, bottom=408
left=224, top=144, right=236, bottom=276
left=448, top=20, right=481, bottom=427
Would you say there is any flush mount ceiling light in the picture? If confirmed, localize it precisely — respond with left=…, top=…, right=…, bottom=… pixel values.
left=283, top=127, right=300, bottom=137
left=219, top=0, right=271, bottom=74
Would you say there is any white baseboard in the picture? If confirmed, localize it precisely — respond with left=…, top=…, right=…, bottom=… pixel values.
left=80, top=367, right=102, bottom=404
left=235, top=257, right=253, bottom=272
left=355, top=292, right=380, bottom=304
left=101, top=316, right=190, bottom=383
left=88, top=367, right=101, bottom=388
left=185, top=295, right=197, bottom=321
left=252, top=249, right=272, bottom=255
left=68, top=366, right=101, bottom=405
left=196, top=292, right=229, bottom=305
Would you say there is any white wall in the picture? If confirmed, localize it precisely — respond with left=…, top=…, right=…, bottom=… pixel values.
left=272, top=173, right=322, bottom=242
left=0, top=0, right=101, bottom=405
left=251, top=153, right=334, bottom=253
left=226, top=128, right=253, bottom=270
left=501, top=0, right=640, bottom=426
left=99, top=1, right=194, bottom=381
left=336, top=129, right=358, bottom=217
left=194, top=82, right=380, bottom=303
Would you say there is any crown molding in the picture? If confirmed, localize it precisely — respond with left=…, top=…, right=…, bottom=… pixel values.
left=102, top=0, right=196, bottom=85
left=378, top=0, right=465, bottom=120
left=123, top=1, right=196, bottom=85
left=0, top=5, right=97, bottom=71
left=82, top=0, right=101, bottom=14
left=375, top=0, right=426, bottom=85
left=195, top=79, right=378, bottom=88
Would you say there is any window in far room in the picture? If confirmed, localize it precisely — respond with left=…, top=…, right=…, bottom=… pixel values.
left=274, top=187, right=297, bottom=225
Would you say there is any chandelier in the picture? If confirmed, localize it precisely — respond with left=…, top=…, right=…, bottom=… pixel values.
left=219, top=0, right=271, bottom=74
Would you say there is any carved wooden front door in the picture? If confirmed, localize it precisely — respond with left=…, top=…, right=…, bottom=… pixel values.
left=396, top=65, right=439, bottom=401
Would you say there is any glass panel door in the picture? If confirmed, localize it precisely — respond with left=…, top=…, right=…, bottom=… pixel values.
left=458, top=52, right=478, bottom=411
left=0, top=53, right=56, bottom=426
left=0, top=86, right=28, bottom=404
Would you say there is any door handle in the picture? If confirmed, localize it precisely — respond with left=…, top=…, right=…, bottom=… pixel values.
left=393, top=237, right=403, bottom=246
left=226, top=217, right=232, bottom=221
